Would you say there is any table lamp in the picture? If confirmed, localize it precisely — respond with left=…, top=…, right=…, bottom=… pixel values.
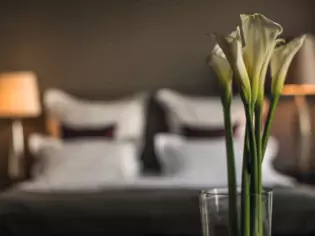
left=0, top=72, right=41, bottom=179
left=282, top=34, right=315, bottom=172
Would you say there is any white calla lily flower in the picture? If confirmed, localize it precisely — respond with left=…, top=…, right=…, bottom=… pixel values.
left=271, top=35, right=306, bottom=95
left=241, top=13, right=283, bottom=103
left=210, top=30, right=241, bottom=92
left=257, top=41, right=276, bottom=101
left=257, top=38, right=285, bottom=100
left=208, top=13, right=299, bottom=236
left=215, top=34, right=251, bottom=102
left=211, top=44, right=232, bottom=91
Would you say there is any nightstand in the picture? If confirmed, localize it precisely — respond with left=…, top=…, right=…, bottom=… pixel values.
left=293, top=171, right=315, bottom=185
left=0, top=180, right=12, bottom=192
left=0, top=178, right=23, bottom=193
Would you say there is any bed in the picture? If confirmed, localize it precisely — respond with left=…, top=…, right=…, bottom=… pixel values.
left=1, top=186, right=315, bottom=236
left=1, top=89, right=315, bottom=236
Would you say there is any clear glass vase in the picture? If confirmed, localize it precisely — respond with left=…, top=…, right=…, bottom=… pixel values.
left=200, top=188, right=273, bottom=236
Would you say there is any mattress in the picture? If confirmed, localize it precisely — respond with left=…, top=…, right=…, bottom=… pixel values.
left=15, top=173, right=293, bottom=192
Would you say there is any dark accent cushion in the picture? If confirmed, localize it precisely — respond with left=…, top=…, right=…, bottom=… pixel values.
left=61, top=125, right=115, bottom=140
left=182, top=124, right=239, bottom=138
left=140, top=95, right=167, bottom=174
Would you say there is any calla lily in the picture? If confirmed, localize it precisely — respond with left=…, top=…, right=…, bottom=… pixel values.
left=210, top=29, right=243, bottom=98
left=257, top=38, right=286, bottom=101
left=271, top=34, right=306, bottom=95
left=241, top=14, right=283, bottom=103
left=211, top=44, right=233, bottom=92
left=215, top=34, right=251, bottom=102
left=208, top=13, right=298, bottom=236
left=210, top=29, right=241, bottom=93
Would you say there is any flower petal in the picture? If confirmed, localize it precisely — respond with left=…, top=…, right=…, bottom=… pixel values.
left=271, top=34, right=306, bottom=95
left=215, top=34, right=251, bottom=101
left=257, top=41, right=277, bottom=101
left=241, top=13, right=283, bottom=101
left=211, top=44, right=232, bottom=89
left=210, top=29, right=241, bottom=89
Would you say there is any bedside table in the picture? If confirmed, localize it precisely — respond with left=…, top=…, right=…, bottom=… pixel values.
left=0, top=180, right=12, bottom=192
left=0, top=178, right=23, bottom=193
left=293, top=171, right=315, bottom=185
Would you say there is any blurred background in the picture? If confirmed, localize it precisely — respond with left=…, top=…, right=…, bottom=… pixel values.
left=0, top=0, right=314, bottom=184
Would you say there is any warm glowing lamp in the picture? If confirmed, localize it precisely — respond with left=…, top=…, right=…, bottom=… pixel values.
left=0, top=71, right=41, bottom=178
left=282, top=34, right=315, bottom=171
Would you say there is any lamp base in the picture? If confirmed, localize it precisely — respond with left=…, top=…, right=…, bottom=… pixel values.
left=8, top=119, right=25, bottom=179
left=294, top=95, right=312, bottom=172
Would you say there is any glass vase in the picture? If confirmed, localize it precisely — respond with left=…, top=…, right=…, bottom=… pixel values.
left=200, top=188, right=273, bottom=236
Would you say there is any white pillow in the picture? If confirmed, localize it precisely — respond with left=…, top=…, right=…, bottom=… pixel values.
left=30, top=135, right=140, bottom=186
left=156, top=89, right=245, bottom=134
left=44, top=89, right=148, bottom=141
left=154, top=134, right=294, bottom=187
left=29, top=133, right=62, bottom=155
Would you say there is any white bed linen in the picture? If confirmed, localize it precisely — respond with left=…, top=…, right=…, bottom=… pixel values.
left=154, top=134, right=292, bottom=186
left=44, top=89, right=148, bottom=141
left=17, top=135, right=294, bottom=192
left=17, top=172, right=294, bottom=192
left=156, top=89, right=245, bottom=134
left=28, top=137, right=141, bottom=186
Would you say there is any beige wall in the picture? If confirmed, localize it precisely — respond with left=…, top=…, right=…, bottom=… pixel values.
left=0, top=0, right=314, bottom=179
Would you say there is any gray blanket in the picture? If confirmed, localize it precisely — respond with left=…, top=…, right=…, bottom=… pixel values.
left=0, top=187, right=315, bottom=236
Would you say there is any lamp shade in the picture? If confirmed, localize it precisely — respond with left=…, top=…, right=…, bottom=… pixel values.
left=282, top=34, right=315, bottom=95
left=0, top=71, right=41, bottom=117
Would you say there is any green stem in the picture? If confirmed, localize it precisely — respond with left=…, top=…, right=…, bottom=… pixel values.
left=255, top=103, right=263, bottom=236
left=222, top=96, right=239, bottom=236
left=259, top=95, right=280, bottom=236
left=241, top=129, right=250, bottom=236
left=262, top=95, right=280, bottom=156
left=244, top=105, right=257, bottom=193
left=255, top=104, right=263, bottom=181
left=243, top=103, right=258, bottom=236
